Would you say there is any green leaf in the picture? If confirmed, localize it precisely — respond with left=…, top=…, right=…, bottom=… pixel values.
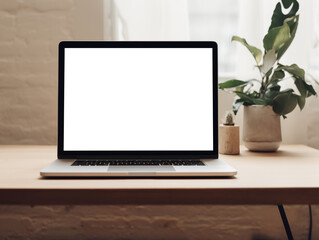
left=269, top=85, right=281, bottom=92
left=269, top=69, right=285, bottom=85
left=235, top=85, right=245, bottom=92
left=265, top=67, right=274, bottom=78
left=263, top=23, right=291, bottom=52
left=298, top=80, right=317, bottom=97
left=282, top=0, right=294, bottom=8
left=279, top=88, right=294, bottom=94
left=264, top=85, right=281, bottom=102
left=297, top=95, right=305, bottom=110
left=277, top=15, right=299, bottom=59
left=232, top=99, right=244, bottom=115
left=278, top=64, right=305, bottom=79
left=273, top=69, right=285, bottom=79
left=304, top=83, right=317, bottom=96
left=273, top=93, right=298, bottom=115
left=232, top=36, right=262, bottom=64
left=295, top=78, right=307, bottom=97
left=218, top=79, right=248, bottom=90
left=269, top=0, right=299, bottom=31
left=260, top=50, right=277, bottom=74
left=233, top=91, right=254, bottom=104
left=278, top=64, right=317, bottom=97
left=233, top=91, right=267, bottom=106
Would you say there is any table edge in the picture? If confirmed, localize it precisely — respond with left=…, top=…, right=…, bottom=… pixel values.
left=1, top=188, right=318, bottom=205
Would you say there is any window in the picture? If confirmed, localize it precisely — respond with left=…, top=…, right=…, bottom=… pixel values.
left=308, top=0, right=319, bottom=78
left=188, top=0, right=239, bottom=76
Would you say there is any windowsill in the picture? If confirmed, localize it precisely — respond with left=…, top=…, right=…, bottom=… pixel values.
left=219, top=73, right=236, bottom=82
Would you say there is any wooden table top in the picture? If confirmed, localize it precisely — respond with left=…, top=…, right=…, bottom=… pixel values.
left=0, top=145, right=318, bottom=205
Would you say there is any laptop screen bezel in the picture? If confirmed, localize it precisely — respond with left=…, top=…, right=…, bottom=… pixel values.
left=58, top=41, right=218, bottom=159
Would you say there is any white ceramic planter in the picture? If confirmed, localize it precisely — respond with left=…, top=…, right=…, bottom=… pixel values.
left=243, top=105, right=282, bottom=152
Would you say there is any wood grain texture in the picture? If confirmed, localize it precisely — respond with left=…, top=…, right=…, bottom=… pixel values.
left=0, top=145, right=319, bottom=205
left=219, top=125, right=240, bottom=155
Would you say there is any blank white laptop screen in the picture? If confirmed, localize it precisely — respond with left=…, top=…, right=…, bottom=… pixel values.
left=64, top=48, right=213, bottom=151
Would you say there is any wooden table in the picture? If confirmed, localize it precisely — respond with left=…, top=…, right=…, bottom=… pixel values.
left=0, top=145, right=318, bottom=240
left=0, top=145, right=318, bottom=205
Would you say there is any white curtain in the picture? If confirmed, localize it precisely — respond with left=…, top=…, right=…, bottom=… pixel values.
left=105, top=0, right=189, bottom=41
left=236, top=0, right=318, bottom=78
left=103, top=0, right=319, bottom=148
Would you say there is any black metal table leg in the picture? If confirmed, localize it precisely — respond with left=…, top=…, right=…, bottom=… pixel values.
left=277, top=204, right=294, bottom=240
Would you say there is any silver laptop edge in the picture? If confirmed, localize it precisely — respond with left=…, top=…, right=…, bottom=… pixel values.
left=40, top=41, right=237, bottom=177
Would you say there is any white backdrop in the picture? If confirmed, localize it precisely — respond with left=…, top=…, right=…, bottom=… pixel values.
left=103, top=0, right=319, bottom=149
left=106, top=0, right=189, bottom=41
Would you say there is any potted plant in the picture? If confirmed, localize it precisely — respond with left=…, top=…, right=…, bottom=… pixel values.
left=219, top=0, right=317, bottom=151
left=219, top=111, right=240, bottom=155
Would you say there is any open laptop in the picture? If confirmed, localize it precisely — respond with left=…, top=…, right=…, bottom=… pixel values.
left=40, top=41, right=237, bottom=177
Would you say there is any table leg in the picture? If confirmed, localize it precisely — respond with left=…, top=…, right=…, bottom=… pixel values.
left=277, top=204, right=294, bottom=240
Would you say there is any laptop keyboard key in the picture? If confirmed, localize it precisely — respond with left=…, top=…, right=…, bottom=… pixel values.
left=72, top=159, right=205, bottom=166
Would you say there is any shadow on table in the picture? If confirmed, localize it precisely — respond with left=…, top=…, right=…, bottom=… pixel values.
left=38, top=176, right=237, bottom=180
left=241, top=149, right=309, bottom=159
left=252, top=234, right=277, bottom=240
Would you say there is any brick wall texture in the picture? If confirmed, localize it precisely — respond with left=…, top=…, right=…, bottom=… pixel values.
left=0, top=0, right=103, bottom=144
left=0, top=1, right=318, bottom=239
left=0, top=205, right=318, bottom=240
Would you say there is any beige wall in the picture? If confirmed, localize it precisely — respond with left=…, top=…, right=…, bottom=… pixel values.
left=0, top=0, right=103, bottom=145
left=0, top=1, right=318, bottom=239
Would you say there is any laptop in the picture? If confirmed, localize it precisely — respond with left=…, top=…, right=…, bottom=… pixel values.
left=40, top=41, right=237, bottom=177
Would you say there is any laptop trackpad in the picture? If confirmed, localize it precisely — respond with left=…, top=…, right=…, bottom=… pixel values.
left=108, top=166, right=175, bottom=172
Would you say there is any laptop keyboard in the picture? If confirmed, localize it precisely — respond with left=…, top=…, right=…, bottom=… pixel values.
left=71, top=159, right=205, bottom=166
